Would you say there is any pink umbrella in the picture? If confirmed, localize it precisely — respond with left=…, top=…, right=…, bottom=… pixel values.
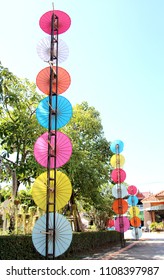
left=39, top=10, right=71, bottom=35
left=127, top=185, right=138, bottom=195
left=115, top=216, right=130, bottom=233
left=111, top=168, right=126, bottom=183
left=34, top=131, right=72, bottom=168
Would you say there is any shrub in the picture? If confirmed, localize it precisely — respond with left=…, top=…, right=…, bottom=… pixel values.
left=0, top=231, right=120, bottom=260
left=150, top=222, right=164, bottom=232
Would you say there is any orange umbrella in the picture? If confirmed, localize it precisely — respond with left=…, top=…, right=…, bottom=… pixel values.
left=112, top=198, right=128, bottom=215
left=130, top=216, right=141, bottom=227
left=36, top=66, right=71, bottom=95
left=32, top=170, right=72, bottom=211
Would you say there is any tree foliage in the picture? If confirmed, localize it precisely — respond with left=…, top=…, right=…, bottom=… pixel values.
left=0, top=64, right=114, bottom=224
left=61, top=102, right=113, bottom=209
left=0, top=63, right=45, bottom=192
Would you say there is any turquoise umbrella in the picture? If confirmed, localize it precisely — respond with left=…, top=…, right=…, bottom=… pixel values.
left=110, top=139, right=124, bottom=154
left=36, top=95, right=72, bottom=130
left=128, top=195, right=139, bottom=206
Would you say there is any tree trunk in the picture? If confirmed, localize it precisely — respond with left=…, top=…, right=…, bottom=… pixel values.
left=69, top=192, right=84, bottom=232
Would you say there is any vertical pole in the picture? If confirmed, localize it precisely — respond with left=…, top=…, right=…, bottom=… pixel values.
left=46, top=11, right=58, bottom=259
left=116, top=144, right=125, bottom=248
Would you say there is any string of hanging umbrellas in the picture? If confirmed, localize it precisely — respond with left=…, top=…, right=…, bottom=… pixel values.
left=31, top=8, right=74, bottom=258
left=108, top=139, right=142, bottom=240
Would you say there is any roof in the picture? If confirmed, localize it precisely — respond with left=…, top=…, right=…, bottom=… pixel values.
left=156, top=190, right=164, bottom=197
left=137, top=191, right=152, bottom=200
left=142, top=190, right=164, bottom=203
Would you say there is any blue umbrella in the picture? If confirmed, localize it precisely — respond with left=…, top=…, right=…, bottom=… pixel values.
left=128, top=195, right=139, bottom=206
left=32, top=213, right=72, bottom=257
left=110, top=139, right=124, bottom=154
left=36, top=95, right=72, bottom=129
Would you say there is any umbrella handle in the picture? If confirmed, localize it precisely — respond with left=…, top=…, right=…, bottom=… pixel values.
left=48, top=102, right=57, bottom=115
left=41, top=230, right=53, bottom=236
left=47, top=141, right=54, bottom=150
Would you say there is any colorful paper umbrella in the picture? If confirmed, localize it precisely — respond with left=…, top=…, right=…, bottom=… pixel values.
left=39, top=10, right=71, bottom=35
left=112, top=184, right=128, bottom=198
left=127, top=185, right=138, bottom=195
left=115, top=216, right=130, bottom=233
left=110, top=154, right=125, bottom=168
left=129, top=206, right=140, bottom=217
left=32, top=213, right=72, bottom=257
left=36, top=66, right=71, bottom=95
left=34, top=131, right=72, bottom=168
left=106, top=219, right=114, bottom=228
left=131, top=228, right=142, bottom=239
left=111, top=168, right=126, bottom=183
left=36, top=37, right=69, bottom=64
left=110, top=139, right=124, bottom=154
left=31, top=170, right=72, bottom=211
left=36, top=95, right=72, bottom=130
left=112, top=199, right=128, bottom=215
left=130, top=216, right=141, bottom=227
left=127, top=195, right=138, bottom=206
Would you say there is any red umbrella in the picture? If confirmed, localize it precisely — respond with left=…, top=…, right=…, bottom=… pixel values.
left=106, top=219, right=114, bottom=228
left=34, top=131, right=72, bottom=168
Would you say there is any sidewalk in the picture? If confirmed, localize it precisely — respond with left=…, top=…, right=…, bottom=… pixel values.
left=82, top=230, right=164, bottom=260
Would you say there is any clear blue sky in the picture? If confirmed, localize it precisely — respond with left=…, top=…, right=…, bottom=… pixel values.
left=1, top=0, right=164, bottom=194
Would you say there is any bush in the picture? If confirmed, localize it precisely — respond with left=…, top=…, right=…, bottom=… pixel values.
left=0, top=231, right=120, bottom=260
left=150, top=222, right=164, bottom=232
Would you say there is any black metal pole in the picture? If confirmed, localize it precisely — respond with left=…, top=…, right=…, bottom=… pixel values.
left=116, top=144, right=125, bottom=248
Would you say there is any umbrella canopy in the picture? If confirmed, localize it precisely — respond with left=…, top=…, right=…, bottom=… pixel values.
left=110, top=139, right=124, bottom=154
left=110, top=154, right=125, bottom=168
left=36, top=95, right=72, bottom=130
left=127, top=185, right=138, bottom=195
left=112, top=198, right=128, bottom=215
left=130, top=216, right=141, bottom=227
left=34, top=131, right=72, bottom=168
left=127, top=195, right=138, bottom=206
left=36, top=37, right=69, bottom=64
left=111, top=168, right=126, bottom=183
left=32, top=213, right=72, bottom=257
left=131, top=228, right=142, bottom=239
left=36, top=66, right=71, bottom=95
left=106, top=219, right=115, bottom=228
left=39, top=10, right=71, bottom=35
left=115, top=216, right=130, bottom=233
left=31, top=170, right=72, bottom=211
left=112, top=184, right=128, bottom=198
left=129, top=206, right=140, bottom=217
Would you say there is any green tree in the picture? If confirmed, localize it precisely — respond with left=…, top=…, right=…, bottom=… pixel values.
left=0, top=63, right=45, bottom=195
left=61, top=102, right=113, bottom=229
left=0, top=64, right=114, bottom=232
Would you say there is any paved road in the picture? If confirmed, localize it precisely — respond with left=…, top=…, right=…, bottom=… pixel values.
left=83, top=231, right=164, bottom=260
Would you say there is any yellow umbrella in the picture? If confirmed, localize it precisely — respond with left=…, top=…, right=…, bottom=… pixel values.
left=110, top=154, right=125, bottom=168
left=129, top=206, right=140, bottom=217
left=32, top=170, right=72, bottom=211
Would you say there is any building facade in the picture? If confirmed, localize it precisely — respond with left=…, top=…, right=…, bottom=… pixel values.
left=141, top=190, right=164, bottom=228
